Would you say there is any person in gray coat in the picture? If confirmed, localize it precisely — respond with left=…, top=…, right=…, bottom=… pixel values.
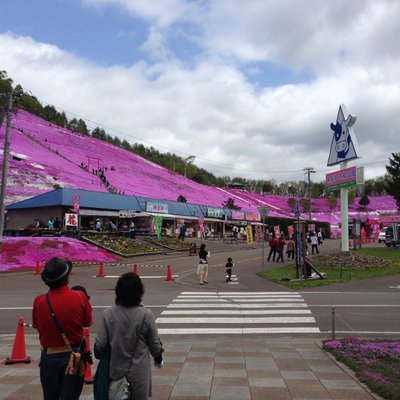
left=94, top=272, right=164, bottom=400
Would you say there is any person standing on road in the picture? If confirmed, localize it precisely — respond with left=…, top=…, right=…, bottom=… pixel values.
left=276, top=236, right=286, bottom=263
left=94, top=272, right=164, bottom=400
left=267, top=234, right=278, bottom=262
left=310, top=232, right=319, bottom=254
left=32, top=257, right=93, bottom=400
left=286, top=236, right=295, bottom=260
left=197, top=243, right=209, bottom=285
left=225, top=257, right=234, bottom=282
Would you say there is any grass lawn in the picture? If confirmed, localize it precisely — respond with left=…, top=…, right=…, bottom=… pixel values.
left=258, top=247, right=400, bottom=290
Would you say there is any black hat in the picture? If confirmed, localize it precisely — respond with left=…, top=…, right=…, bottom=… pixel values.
left=41, top=257, right=72, bottom=285
left=71, top=285, right=91, bottom=300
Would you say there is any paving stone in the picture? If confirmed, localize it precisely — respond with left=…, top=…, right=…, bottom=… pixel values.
left=213, top=368, right=247, bottom=378
left=245, top=357, right=278, bottom=371
left=171, top=382, right=211, bottom=397
left=248, top=377, right=286, bottom=388
left=250, top=386, right=292, bottom=400
left=212, top=376, right=249, bottom=386
left=320, top=379, right=363, bottom=389
left=214, top=356, right=244, bottom=364
left=272, top=351, right=302, bottom=359
left=210, top=385, right=251, bottom=400
left=281, top=370, right=318, bottom=380
left=274, top=358, right=311, bottom=371
left=326, top=388, right=375, bottom=399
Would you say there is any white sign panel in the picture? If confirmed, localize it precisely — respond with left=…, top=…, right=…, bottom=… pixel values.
left=327, top=104, right=361, bottom=166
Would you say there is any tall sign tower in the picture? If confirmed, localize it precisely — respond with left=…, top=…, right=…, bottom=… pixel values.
left=327, top=104, right=361, bottom=251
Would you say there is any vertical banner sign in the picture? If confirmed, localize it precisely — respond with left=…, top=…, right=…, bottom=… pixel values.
left=154, top=216, right=163, bottom=240
left=198, top=216, right=204, bottom=237
left=287, top=225, right=294, bottom=239
left=245, top=225, right=253, bottom=245
left=72, top=194, right=80, bottom=214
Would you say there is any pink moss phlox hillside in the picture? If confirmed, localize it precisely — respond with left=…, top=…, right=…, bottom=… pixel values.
left=0, top=109, right=397, bottom=221
left=0, top=237, right=118, bottom=272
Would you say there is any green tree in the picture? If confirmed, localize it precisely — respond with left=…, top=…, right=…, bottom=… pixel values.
left=177, top=195, right=187, bottom=203
left=287, top=198, right=297, bottom=211
left=327, top=194, right=338, bottom=212
left=311, top=182, right=325, bottom=197
left=222, top=197, right=241, bottom=210
left=262, top=181, right=274, bottom=194
left=299, top=198, right=310, bottom=213
left=385, top=152, right=400, bottom=210
left=358, top=194, right=370, bottom=208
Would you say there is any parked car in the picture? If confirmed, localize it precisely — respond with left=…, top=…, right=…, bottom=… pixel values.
left=378, top=227, right=388, bottom=243
left=384, top=224, right=400, bottom=247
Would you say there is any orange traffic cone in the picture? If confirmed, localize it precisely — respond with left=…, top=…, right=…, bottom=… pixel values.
left=4, top=317, right=31, bottom=364
left=96, top=262, right=105, bottom=278
left=34, top=261, right=41, bottom=275
left=133, top=264, right=138, bottom=275
left=165, top=264, right=174, bottom=281
left=83, top=327, right=94, bottom=384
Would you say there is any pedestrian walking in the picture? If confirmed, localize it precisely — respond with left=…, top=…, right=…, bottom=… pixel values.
left=225, top=257, right=234, bottom=282
left=94, top=272, right=164, bottom=400
left=32, top=257, right=93, bottom=400
left=276, top=236, right=286, bottom=263
left=286, top=236, right=295, bottom=260
left=197, top=243, right=209, bottom=285
left=310, top=232, right=319, bottom=254
left=267, top=234, right=278, bottom=262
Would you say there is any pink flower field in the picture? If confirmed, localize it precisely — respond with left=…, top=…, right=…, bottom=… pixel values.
left=0, top=237, right=118, bottom=272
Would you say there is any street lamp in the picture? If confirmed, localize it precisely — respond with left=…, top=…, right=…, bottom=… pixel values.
left=304, top=166, right=315, bottom=221
left=258, top=206, right=271, bottom=272
left=184, top=155, right=195, bottom=178
left=0, top=93, right=13, bottom=255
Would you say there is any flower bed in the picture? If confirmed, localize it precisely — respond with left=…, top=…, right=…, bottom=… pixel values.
left=145, top=237, right=191, bottom=251
left=0, top=237, right=118, bottom=272
left=323, top=337, right=400, bottom=399
left=82, top=235, right=160, bottom=257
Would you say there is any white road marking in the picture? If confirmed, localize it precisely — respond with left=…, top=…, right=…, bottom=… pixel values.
left=172, top=298, right=304, bottom=302
left=95, top=275, right=179, bottom=279
left=181, top=291, right=297, bottom=295
left=167, top=303, right=309, bottom=308
left=156, top=317, right=316, bottom=324
left=177, top=295, right=302, bottom=298
left=161, top=309, right=312, bottom=315
left=158, top=327, right=321, bottom=334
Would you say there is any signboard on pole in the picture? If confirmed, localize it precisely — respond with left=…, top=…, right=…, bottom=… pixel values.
left=327, top=104, right=361, bottom=166
left=72, top=194, right=80, bottom=214
left=325, top=166, right=357, bottom=191
left=65, top=213, right=78, bottom=227
left=258, top=206, right=271, bottom=220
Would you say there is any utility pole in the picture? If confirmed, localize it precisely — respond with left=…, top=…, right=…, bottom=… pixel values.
left=184, top=155, right=195, bottom=178
left=0, top=93, right=13, bottom=254
left=304, top=166, right=315, bottom=221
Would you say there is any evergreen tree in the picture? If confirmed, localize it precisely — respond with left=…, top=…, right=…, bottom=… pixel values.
left=222, top=198, right=241, bottom=210
left=358, top=194, right=370, bottom=208
left=385, top=152, right=400, bottom=210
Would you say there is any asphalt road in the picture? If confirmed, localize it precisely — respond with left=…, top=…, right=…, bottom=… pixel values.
left=1, top=238, right=399, bottom=339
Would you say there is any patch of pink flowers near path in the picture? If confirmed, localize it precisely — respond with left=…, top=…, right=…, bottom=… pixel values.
left=0, top=237, right=118, bottom=272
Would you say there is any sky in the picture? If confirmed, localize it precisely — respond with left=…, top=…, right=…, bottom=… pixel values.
left=1, top=0, right=399, bottom=184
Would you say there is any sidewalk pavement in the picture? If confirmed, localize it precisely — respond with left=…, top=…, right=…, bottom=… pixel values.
left=0, top=334, right=380, bottom=400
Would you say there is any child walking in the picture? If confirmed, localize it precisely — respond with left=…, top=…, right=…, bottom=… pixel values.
left=225, top=257, right=234, bottom=282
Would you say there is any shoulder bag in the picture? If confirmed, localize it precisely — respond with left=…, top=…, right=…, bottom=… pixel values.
left=45, top=293, right=91, bottom=376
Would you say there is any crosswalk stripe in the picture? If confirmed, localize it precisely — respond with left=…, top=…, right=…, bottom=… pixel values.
left=161, top=309, right=312, bottom=315
left=177, top=295, right=302, bottom=298
left=159, top=291, right=320, bottom=335
left=156, top=316, right=316, bottom=324
left=167, top=303, right=308, bottom=308
left=158, top=327, right=321, bottom=334
left=181, top=291, right=297, bottom=295
left=172, top=298, right=304, bottom=302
